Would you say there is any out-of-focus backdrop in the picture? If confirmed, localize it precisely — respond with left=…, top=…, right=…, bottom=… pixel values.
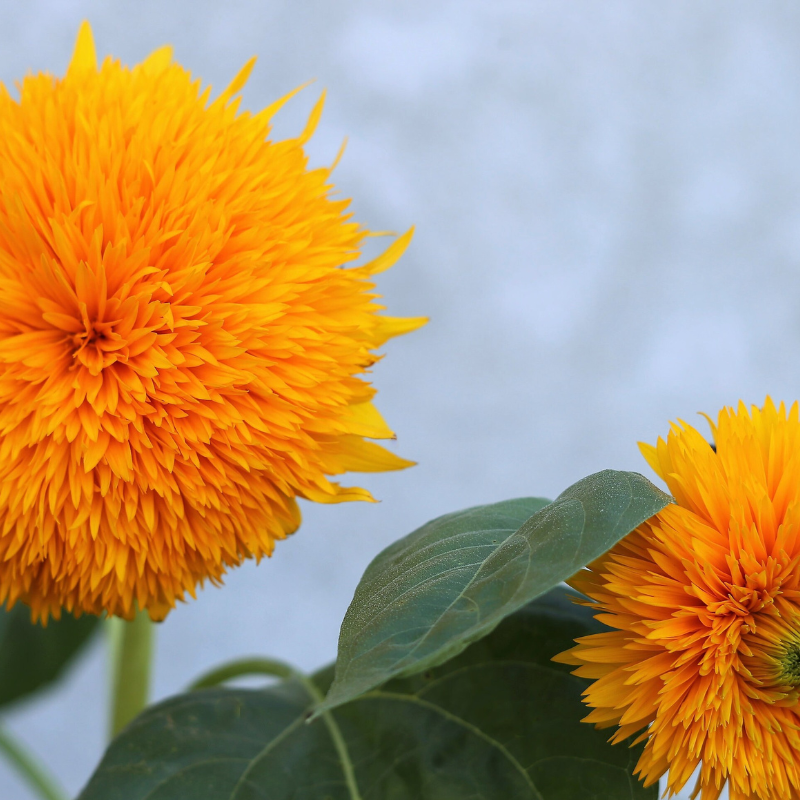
left=1, top=2, right=797, bottom=798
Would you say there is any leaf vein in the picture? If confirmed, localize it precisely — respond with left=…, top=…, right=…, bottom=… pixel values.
left=364, top=690, right=543, bottom=799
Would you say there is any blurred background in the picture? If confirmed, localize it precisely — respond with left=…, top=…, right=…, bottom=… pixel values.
left=1, top=1, right=798, bottom=797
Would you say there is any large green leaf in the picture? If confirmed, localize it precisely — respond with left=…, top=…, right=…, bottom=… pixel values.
left=0, top=604, right=100, bottom=709
left=78, top=589, right=656, bottom=800
left=318, top=470, right=671, bottom=714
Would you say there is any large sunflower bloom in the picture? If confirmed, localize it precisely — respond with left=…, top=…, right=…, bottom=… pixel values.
left=0, top=23, right=424, bottom=622
left=556, top=399, right=800, bottom=800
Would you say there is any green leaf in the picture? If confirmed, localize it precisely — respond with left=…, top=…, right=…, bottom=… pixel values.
left=0, top=604, right=100, bottom=709
left=318, top=470, right=671, bottom=714
left=77, top=589, right=656, bottom=800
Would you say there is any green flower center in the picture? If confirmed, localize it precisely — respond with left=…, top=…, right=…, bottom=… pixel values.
left=780, top=644, right=800, bottom=684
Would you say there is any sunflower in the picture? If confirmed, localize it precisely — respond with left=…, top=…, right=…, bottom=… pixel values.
left=0, top=22, right=424, bottom=622
left=555, top=399, right=800, bottom=800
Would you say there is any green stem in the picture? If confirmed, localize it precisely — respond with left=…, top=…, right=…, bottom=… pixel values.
left=189, top=657, right=362, bottom=800
left=189, top=657, right=295, bottom=690
left=108, top=609, right=154, bottom=739
left=0, top=727, right=67, bottom=800
left=300, top=679, right=362, bottom=800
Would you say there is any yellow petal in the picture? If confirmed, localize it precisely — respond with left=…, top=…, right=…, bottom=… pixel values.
left=254, top=81, right=313, bottom=125
left=357, top=227, right=414, bottom=277
left=339, top=402, right=395, bottom=440
left=301, top=484, right=375, bottom=504
left=329, top=437, right=415, bottom=474
left=140, top=46, right=173, bottom=76
left=371, top=315, right=428, bottom=345
left=217, top=56, right=257, bottom=105
left=68, top=21, right=97, bottom=77
left=298, top=90, right=325, bottom=146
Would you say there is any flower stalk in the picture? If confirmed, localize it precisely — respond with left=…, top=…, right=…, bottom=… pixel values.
left=189, top=657, right=362, bottom=800
left=0, top=727, right=67, bottom=800
left=188, top=657, right=296, bottom=690
left=108, top=610, right=154, bottom=738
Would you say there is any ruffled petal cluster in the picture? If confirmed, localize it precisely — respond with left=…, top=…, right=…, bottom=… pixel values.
left=0, top=23, right=423, bottom=621
left=556, top=399, right=800, bottom=800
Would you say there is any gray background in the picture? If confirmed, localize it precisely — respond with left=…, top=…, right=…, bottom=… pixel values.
left=1, top=2, right=799, bottom=798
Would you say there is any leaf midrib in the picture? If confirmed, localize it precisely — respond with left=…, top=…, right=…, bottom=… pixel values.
left=227, top=714, right=306, bottom=799
left=338, top=527, right=532, bottom=685
left=362, top=689, right=543, bottom=800
left=351, top=527, right=521, bottom=629
left=136, top=687, right=364, bottom=800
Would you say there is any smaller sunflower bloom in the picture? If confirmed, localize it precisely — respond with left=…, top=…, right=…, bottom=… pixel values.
left=555, top=399, right=800, bottom=800
left=0, top=23, right=425, bottom=622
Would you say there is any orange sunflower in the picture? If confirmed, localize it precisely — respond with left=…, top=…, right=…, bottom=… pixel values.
left=0, top=22, right=424, bottom=622
left=556, top=399, right=800, bottom=800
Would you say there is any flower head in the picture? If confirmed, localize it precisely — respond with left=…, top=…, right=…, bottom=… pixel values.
left=556, top=399, right=800, bottom=800
left=0, top=22, right=424, bottom=621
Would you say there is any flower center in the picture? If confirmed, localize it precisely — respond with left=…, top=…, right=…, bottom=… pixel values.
left=741, top=613, right=800, bottom=699
left=71, top=316, right=121, bottom=376
left=73, top=323, right=107, bottom=349
left=779, top=643, right=800, bottom=685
